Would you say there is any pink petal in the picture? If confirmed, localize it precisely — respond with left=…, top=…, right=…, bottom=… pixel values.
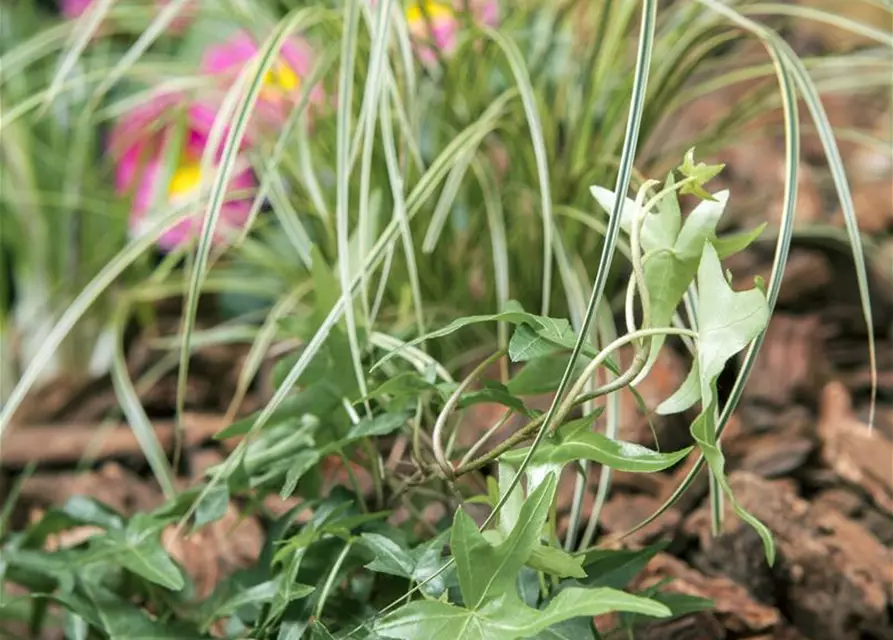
left=61, top=0, right=94, bottom=18
left=280, top=37, right=315, bottom=79
left=115, top=144, right=141, bottom=194
left=200, top=31, right=259, bottom=76
left=107, top=91, right=183, bottom=157
left=467, top=0, right=499, bottom=27
left=430, top=20, right=459, bottom=54
left=158, top=217, right=198, bottom=250
left=129, top=156, right=163, bottom=221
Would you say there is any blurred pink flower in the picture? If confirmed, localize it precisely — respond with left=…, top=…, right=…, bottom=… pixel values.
left=201, top=31, right=324, bottom=128
left=109, top=94, right=256, bottom=250
left=60, top=0, right=93, bottom=18
left=404, top=0, right=499, bottom=65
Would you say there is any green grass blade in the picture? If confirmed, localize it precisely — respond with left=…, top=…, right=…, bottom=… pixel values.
left=778, top=40, right=880, bottom=429
left=41, top=0, right=114, bottom=113
left=607, top=0, right=804, bottom=545
left=111, top=303, right=176, bottom=498
left=0, top=203, right=191, bottom=435
left=480, top=0, right=658, bottom=535
left=236, top=46, right=337, bottom=246
left=472, top=158, right=510, bottom=354
left=422, top=148, right=475, bottom=254
left=90, top=0, right=194, bottom=106
left=380, top=92, right=426, bottom=349
left=334, top=0, right=372, bottom=411
left=356, top=0, right=394, bottom=322
left=175, top=7, right=326, bottom=437
left=177, top=93, right=514, bottom=527
left=743, top=3, right=893, bottom=47
left=483, top=26, right=554, bottom=316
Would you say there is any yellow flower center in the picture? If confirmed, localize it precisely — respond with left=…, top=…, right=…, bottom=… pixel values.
left=406, top=1, right=453, bottom=25
left=168, top=158, right=202, bottom=199
left=264, top=60, right=301, bottom=93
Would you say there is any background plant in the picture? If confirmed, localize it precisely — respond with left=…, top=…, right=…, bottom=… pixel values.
left=0, top=0, right=888, bottom=637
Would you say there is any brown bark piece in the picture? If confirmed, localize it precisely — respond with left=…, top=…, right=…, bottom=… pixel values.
left=632, top=554, right=801, bottom=638
left=792, top=0, right=893, bottom=52
left=0, top=413, right=227, bottom=467
left=598, top=494, right=682, bottom=546
left=18, top=462, right=164, bottom=515
left=617, top=345, right=691, bottom=449
left=690, top=472, right=893, bottom=640
left=738, top=433, right=814, bottom=478
left=818, top=382, right=893, bottom=514
left=743, top=314, right=828, bottom=406
left=162, top=504, right=263, bottom=599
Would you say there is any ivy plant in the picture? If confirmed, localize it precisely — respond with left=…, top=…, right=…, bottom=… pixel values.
left=0, top=151, right=770, bottom=638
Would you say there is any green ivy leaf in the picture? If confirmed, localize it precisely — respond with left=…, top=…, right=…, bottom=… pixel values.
left=673, top=193, right=729, bottom=262
left=43, top=584, right=105, bottom=632
left=376, top=472, right=668, bottom=639
left=656, top=361, right=700, bottom=415
left=360, top=533, right=416, bottom=578
left=497, top=463, right=525, bottom=538
left=199, top=577, right=312, bottom=631
left=500, top=430, right=691, bottom=473
left=678, top=148, right=725, bottom=201
left=690, top=243, right=774, bottom=563
left=1, top=547, right=77, bottom=593
left=376, top=587, right=669, bottom=640
left=508, top=321, right=586, bottom=363
left=374, top=301, right=598, bottom=370
left=413, top=532, right=454, bottom=594
left=345, top=412, right=408, bottom=440
left=639, top=190, right=729, bottom=388
left=365, top=371, right=442, bottom=404
left=714, top=223, right=768, bottom=259
left=78, top=515, right=183, bottom=591
left=581, top=543, right=667, bottom=589
left=453, top=475, right=557, bottom=609
left=589, top=182, right=679, bottom=254
left=279, top=450, right=322, bottom=498
left=82, top=582, right=205, bottom=639
left=690, top=407, right=776, bottom=564
left=696, top=243, right=769, bottom=392
left=22, top=497, right=123, bottom=547
left=527, top=545, right=586, bottom=579
left=58, top=497, right=124, bottom=531
left=215, top=387, right=339, bottom=439
left=506, top=355, right=587, bottom=396
left=458, top=381, right=533, bottom=417
left=642, top=251, right=695, bottom=327
left=360, top=531, right=452, bottom=597
left=529, top=617, right=597, bottom=640
left=531, top=588, right=670, bottom=632
left=194, top=484, right=229, bottom=528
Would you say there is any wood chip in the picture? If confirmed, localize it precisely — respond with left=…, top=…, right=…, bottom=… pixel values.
left=1, top=413, right=227, bottom=467
left=818, top=382, right=893, bottom=514
left=18, top=462, right=164, bottom=515
left=689, top=471, right=893, bottom=640
left=162, top=504, right=263, bottom=599
left=743, top=314, right=828, bottom=406
left=632, top=554, right=794, bottom=637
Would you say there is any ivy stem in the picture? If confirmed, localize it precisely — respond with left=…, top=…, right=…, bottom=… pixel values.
left=458, top=409, right=515, bottom=469
left=629, top=179, right=660, bottom=342
left=453, top=327, right=698, bottom=477
left=431, top=348, right=507, bottom=479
